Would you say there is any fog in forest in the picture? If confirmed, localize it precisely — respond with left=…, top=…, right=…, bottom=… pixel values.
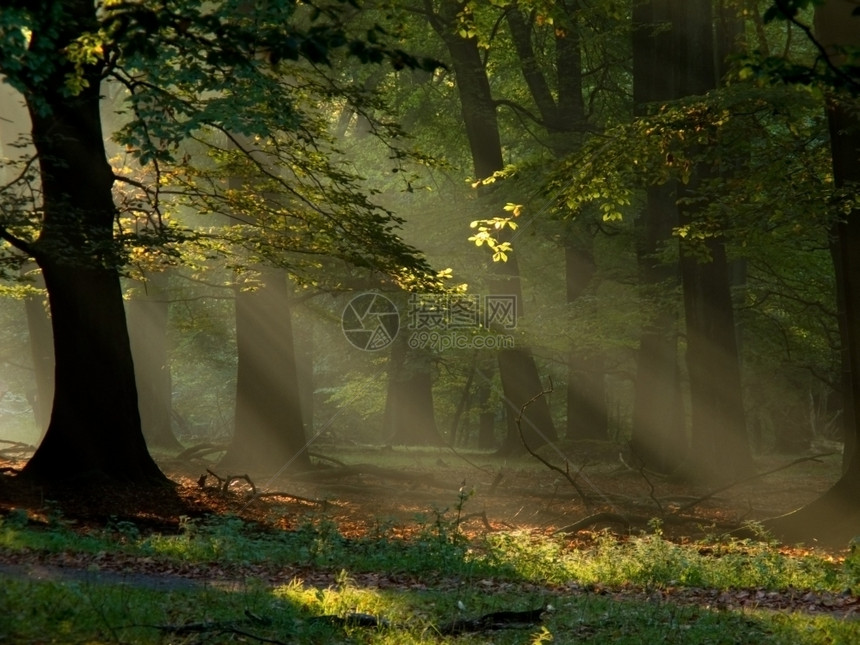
left=0, top=1, right=849, bottom=533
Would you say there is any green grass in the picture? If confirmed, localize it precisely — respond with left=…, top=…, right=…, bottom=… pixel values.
left=1, top=509, right=859, bottom=643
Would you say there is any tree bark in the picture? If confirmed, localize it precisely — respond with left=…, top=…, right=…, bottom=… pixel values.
left=220, top=269, right=312, bottom=473
left=384, top=337, right=443, bottom=445
left=765, top=0, right=860, bottom=544
left=15, top=0, right=167, bottom=486
left=676, top=0, right=752, bottom=481
left=428, top=0, right=557, bottom=453
left=630, top=1, right=687, bottom=472
left=22, top=266, right=54, bottom=437
left=430, top=0, right=505, bottom=180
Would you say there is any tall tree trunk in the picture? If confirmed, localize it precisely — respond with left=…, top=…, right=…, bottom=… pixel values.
left=384, top=337, right=442, bottom=445
left=680, top=228, right=753, bottom=479
left=630, top=1, right=687, bottom=472
left=126, top=271, right=181, bottom=451
left=676, top=0, right=753, bottom=480
left=16, top=0, right=167, bottom=486
left=428, top=0, right=557, bottom=452
left=506, top=1, right=607, bottom=442
left=765, top=0, right=860, bottom=544
left=220, top=268, right=311, bottom=473
left=565, top=234, right=607, bottom=441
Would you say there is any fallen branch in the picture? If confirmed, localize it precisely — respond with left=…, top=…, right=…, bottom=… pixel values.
left=673, top=453, right=836, bottom=514
left=437, top=607, right=545, bottom=635
left=143, top=621, right=287, bottom=644
left=0, top=440, right=36, bottom=457
left=554, top=512, right=632, bottom=535
left=310, top=607, right=546, bottom=635
left=204, top=469, right=257, bottom=495
left=515, top=379, right=590, bottom=508
left=253, top=491, right=325, bottom=507
left=175, top=443, right=228, bottom=461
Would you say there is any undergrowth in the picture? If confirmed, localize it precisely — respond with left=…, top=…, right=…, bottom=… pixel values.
left=1, top=504, right=859, bottom=644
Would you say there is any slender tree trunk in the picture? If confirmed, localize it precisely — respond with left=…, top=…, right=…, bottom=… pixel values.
left=220, top=268, right=311, bottom=473
left=293, top=299, right=315, bottom=436
left=565, top=235, right=607, bottom=441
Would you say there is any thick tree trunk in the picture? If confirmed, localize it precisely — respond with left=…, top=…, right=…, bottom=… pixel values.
left=17, top=0, right=167, bottom=486
left=22, top=263, right=165, bottom=485
left=220, top=269, right=312, bottom=473
left=764, top=0, right=860, bottom=545
left=384, top=338, right=443, bottom=446
left=126, top=272, right=181, bottom=451
left=680, top=231, right=754, bottom=479
left=22, top=267, right=54, bottom=437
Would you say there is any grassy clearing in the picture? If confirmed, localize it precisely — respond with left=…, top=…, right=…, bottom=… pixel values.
left=1, top=508, right=859, bottom=643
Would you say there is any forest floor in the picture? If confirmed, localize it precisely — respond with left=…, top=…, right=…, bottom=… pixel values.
left=0, top=440, right=858, bottom=622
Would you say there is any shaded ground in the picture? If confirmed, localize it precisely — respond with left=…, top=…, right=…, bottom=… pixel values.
left=0, top=441, right=845, bottom=540
left=0, top=441, right=856, bottom=620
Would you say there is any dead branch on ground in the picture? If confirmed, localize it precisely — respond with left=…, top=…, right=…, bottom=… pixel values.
left=175, top=443, right=228, bottom=462
left=199, top=469, right=324, bottom=506
left=672, top=453, right=836, bottom=514
left=515, top=379, right=591, bottom=508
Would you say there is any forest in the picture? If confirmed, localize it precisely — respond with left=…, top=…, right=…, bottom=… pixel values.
left=1, top=0, right=860, bottom=643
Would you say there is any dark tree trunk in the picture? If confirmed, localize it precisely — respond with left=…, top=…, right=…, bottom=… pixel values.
left=23, top=262, right=165, bottom=485
left=629, top=1, right=687, bottom=472
left=506, top=0, right=586, bottom=156
left=630, top=188, right=687, bottom=473
left=220, top=269, right=312, bottom=473
left=565, top=236, right=607, bottom=441
left=433, top=1, right=504, bottom=180
left=676, top=0, right=752, bottom=480
left=427, top=0, right=558, bottom=452
left=126, top=272, right=181, bottom=451
left=384, top=337, right=442, bottom=445
left=16, top=0, right=167, bottom=486
left=680, top=230, right=754, bottom=479
left=764, top=1, right=860, bottom=545
left=506, top=1, right=606, bottom=441
left=22, top=266, right=54, bottom=437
